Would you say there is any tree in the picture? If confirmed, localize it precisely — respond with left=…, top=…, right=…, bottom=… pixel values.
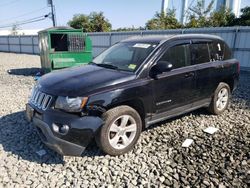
left=146, top=10, right=182, bottom=30
left=67, top=14, right=91, bottom=32
left=235, top=6, right=250, bottom=26
left=210, top=7, right=236, bottom=27
left=88, top=12, right=112, bottom=32
left=186, top=0, right=214, bottom=28
left=113, top=26, right=145, bottom=32
left=68, top=12, right=112, bottom=32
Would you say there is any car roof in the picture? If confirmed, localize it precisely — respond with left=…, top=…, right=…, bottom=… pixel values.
left=121, top=34, right=223, bottom=44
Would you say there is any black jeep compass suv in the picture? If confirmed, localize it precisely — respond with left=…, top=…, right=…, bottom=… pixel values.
left=26, top=34, right=239, bottom=156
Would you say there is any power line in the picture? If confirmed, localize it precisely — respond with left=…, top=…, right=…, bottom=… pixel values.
left=0, top=17, right=48, bottom=29
left=0, top=7, right=48, bottom=24
left=0, top=14, right=50, bottom=29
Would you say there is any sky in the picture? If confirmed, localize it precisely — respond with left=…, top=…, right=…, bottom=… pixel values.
left=0, top=0, right=249, bottom=31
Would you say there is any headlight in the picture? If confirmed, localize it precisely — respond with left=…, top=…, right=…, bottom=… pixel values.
left=28, top=87, right=35, bottom=100
left=55, top=96, right=88, bottom=112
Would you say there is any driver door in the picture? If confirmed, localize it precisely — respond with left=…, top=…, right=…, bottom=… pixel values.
left=151, top=41, right=197, bottom=115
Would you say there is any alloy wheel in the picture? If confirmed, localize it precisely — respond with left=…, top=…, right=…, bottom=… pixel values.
left=216, top=88, right=229, bottom=111
left=108, top=115, right=137, bottom=150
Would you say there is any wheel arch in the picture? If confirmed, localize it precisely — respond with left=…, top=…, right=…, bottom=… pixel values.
left=107, top=99, right=146, bottom=130
left=221, top=77, right=235, bottom=92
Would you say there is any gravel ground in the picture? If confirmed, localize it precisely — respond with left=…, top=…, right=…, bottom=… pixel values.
left=0, top=52, right=249, bottom=188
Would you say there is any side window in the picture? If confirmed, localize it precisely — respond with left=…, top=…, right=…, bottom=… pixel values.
left=209, top=41, right=232, bottom=61
left=209, top=41, right=224, bottom=61
left=159, top=44, right=190, bottom=69
left=190, top=43, right=210, bottom=65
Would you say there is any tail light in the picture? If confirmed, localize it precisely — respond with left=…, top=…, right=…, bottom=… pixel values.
left=236, top=61, right=240, bottom=74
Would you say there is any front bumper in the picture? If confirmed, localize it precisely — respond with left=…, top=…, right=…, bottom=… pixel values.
left=26, top=104, right=103, bottom=156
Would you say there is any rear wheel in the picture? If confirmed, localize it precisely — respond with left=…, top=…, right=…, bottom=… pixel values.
left=96, top=105, right=142, bottom=156
left=208, top=82, right=230, bottom=115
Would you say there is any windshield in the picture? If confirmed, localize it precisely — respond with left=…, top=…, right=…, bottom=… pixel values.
left=92, top=42, right=158, bottom=72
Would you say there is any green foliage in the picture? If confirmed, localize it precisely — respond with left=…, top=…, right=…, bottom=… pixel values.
left=68, top=12, right=112, bottom=32
left=185, top=0, right=239, bottom=28
left=68, top=14, right=91, bottom=32
left=68, top=3, right=250, bottom=33
left=234, top=6, right=250, bottom=26
left=186, top=0, right=214, bottom=28
left=88, top=12, right=112, bottom=32
left=210, top=7, right=236, bottom=27
left=113, top=26, right=145, bottom=32
left=189, top=0, right=214, bottom=18
left=146, top=10, right=182, bottom=30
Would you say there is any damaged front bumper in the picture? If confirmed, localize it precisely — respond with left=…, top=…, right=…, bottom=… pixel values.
left=26, top=104, right=103, bottom=156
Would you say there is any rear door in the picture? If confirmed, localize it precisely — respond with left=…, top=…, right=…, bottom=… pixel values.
left=151, top=40, right=197, bottom=114
left=190, top=40, right=224, bottom=101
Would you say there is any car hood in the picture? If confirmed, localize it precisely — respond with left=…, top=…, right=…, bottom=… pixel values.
left=39, top=65, right=136, bottom=97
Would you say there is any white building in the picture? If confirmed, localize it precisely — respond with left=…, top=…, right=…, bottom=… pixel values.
left=0, top=29, right=42, bottom=36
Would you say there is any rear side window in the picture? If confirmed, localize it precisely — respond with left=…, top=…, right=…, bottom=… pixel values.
left=159, top=44, right=190, bottom=69
left=190, top=43, right=210, bottom=65
left=209, top=41, right=232, bottom=61
left=209, top=41, right=224, bottom=61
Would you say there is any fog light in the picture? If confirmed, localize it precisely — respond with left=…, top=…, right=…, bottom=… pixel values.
left=52, top=123, right=70, bottom=135
left=60, top=125, right=69, bottom=135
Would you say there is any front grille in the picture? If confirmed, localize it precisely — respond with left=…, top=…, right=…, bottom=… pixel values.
left=29, top=87, right=52, bottom=110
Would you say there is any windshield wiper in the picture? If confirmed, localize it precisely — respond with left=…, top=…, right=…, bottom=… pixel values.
left=95, top=63, right=118, bottom=70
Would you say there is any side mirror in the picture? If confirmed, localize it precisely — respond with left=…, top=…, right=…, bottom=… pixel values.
left=151, top=61, right=173, bottom=75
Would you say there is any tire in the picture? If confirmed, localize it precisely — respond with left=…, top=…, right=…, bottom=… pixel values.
left=208, top=82, right=231, bottom=115
left=96, top=105, right=142, bottom=156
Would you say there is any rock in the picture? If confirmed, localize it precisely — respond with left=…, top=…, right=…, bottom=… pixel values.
left=159, top=176, right=165, bottom=183
left=208, top=170, right=215, bottom=175
left=164, top=178, right=172, bottom=186
left=203, top=180, right=210, bottom=186
left=218, top=183, right=226, bottom=188
left=166, top=166, right=173, bottom=173
left=173, top=173, right=179, bottom=180
left=241, top=160, right=247, bottom=166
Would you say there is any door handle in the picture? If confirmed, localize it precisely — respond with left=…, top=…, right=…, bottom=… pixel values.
left=184, top=72, right=195, bottom=78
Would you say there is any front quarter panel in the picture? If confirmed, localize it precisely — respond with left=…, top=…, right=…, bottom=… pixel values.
left=86, top=78, right=153, bottom=118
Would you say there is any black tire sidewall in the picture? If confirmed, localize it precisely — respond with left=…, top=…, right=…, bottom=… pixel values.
left=96, top=106, right=142, bottom=156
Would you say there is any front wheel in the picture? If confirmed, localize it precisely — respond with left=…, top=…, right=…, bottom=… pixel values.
left=208, top=82, right=231, bottom=115
left=96, top=106, right=142, bottom=156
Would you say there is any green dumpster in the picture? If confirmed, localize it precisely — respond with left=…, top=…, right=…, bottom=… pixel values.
left=38, top=27, right=92, bottom=73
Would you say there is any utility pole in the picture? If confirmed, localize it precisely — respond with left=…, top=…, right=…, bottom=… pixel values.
left=47, top=0, right=56, bottom=27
